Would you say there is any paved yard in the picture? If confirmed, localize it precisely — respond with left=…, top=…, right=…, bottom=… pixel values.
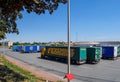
left=0, top=48, right=120, bottom=82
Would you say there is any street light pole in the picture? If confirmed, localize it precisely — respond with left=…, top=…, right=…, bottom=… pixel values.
left=67, top=0, right=71, bottom=82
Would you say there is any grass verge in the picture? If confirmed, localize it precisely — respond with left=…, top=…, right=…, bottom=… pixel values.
left=0, top=54, right=46, bottom=82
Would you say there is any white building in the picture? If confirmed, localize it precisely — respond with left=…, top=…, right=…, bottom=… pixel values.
left=1, top=41, right=13, bottom=47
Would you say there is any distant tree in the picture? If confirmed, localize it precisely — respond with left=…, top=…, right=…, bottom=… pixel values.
left=40, top=42, right=47, bottom=45
left=22, top=42, right=31, bottom=46
left=13, top=42, right=21, bottom=45
left=0, top=0, right=67, bottom=39
left=31, top=42, right=39, bottom=45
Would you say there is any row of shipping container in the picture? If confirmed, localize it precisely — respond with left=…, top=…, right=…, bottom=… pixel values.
left=41, top=46, right=101, bottom=64
left=41, top=46, right=120, bottom=64
left=12, top=45, right=120, bottom=64
left=12, top=45, right=44, bottom=53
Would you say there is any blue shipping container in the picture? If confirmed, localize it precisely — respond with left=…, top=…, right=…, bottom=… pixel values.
left=22, top=46, right=31, bottom=53
left=13, top=45, right=22, bottom=51
left=13, top=46, right=18, bottom=51
left=16, top=46, right=22, bottom=51
left=32, top=46, right=37, bottom=52
left=39, top=46, right=44, bottom=52
left=16, top=46, right=20, bottom=51
left=102, top=46, right=117, bottom=58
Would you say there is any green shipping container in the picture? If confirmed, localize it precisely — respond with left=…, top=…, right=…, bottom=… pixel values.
left=87, top=47, right=101, bottom=64
left=41, top=46, right=87, bottom=64
left=117, top=46, right=120, bottom=57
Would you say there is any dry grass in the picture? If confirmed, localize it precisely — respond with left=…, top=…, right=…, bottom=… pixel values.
left=0, top=54, right=46, bottom=82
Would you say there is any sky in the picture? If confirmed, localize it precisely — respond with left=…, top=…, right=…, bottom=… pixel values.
left=5, top=0, right=120, bottom=43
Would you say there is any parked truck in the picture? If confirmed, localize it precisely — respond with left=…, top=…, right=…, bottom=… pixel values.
left=41, top=46, right=87, bottom=64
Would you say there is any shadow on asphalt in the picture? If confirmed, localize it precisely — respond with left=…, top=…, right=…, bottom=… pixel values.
left=37, top=57, right=84, bottom=66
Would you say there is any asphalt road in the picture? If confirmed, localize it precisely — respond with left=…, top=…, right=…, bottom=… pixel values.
left=0, top=48, right=120, bottom=82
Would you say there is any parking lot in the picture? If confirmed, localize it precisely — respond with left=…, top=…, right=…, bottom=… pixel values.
left=0, top=48, right=120, bottom=82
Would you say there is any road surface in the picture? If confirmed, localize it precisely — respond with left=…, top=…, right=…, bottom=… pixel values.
left=0, top=48, right=120, bottom=82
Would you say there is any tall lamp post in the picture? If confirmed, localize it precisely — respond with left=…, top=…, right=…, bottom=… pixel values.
left=67, top=0, right=71, bottom=82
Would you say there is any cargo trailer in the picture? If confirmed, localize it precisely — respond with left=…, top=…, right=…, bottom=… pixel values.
left=13, top=45, right=18, bottom=51
left=32, top=46, right=37, bottom=52
left=86, top=47, right=101, bottom=64
left=22, top=46, right=32, bottom=53
left=31, top=46, right=44, bottom=52
left=102, top=46, right=118, bottom=59
left=39, top=46, right=44, bottom=52
left=13, top=45, right=22, bottom=51
left=117, top=46, right=120, bottom=57
left=16, top=46, right=22, bottom=51
left=41, top=46, right=87, bottom=64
